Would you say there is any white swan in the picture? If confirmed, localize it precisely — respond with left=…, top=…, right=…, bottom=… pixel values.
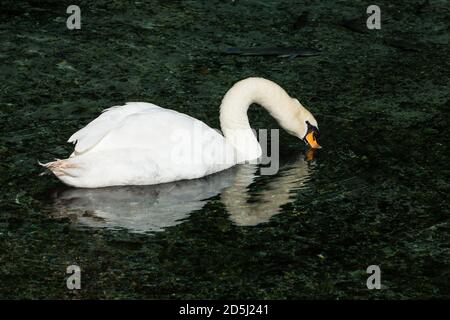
left=41, top=77, right=320, bottom=188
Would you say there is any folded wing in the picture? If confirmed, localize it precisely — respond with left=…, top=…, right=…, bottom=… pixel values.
left=68, top=102, right=161, bottom=155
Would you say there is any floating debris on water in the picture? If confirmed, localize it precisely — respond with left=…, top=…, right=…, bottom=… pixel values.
left=224, top=46, right=321, bottom=58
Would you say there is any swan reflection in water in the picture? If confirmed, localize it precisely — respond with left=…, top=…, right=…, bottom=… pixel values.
left=52, top=153, right=316, bottom=233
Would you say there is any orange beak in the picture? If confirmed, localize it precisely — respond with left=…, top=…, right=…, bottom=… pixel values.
left=305, top=131, right=321, bottom=149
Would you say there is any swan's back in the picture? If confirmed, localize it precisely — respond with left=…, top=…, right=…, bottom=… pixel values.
left=68, top=102, right=161, bottom=155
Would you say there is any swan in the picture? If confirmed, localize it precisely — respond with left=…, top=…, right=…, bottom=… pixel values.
left=41, top=77, right=320, bottom=188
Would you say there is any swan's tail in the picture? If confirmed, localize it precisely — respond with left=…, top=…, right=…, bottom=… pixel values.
left=38, top=159, right=79, bottom=177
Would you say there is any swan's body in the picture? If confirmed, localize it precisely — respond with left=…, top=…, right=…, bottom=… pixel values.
left=42, top=77, right=319, bottom=188
left=44, top=102, right=236, bottom=187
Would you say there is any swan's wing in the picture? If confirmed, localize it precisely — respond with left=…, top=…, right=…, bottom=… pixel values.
left=92, top=106, right=228, bottom=156
left=68, top=102, right=161, bottom=155
left=85, top=107, right=237, bottom=176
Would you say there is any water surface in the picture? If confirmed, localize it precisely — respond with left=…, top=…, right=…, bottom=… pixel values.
left=51, top=156, right=315, bottom=233
left=0, top=0, right=448, bottom=299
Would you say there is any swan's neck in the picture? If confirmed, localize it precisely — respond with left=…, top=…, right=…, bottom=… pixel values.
left=219, top=77, right=297, bottom=162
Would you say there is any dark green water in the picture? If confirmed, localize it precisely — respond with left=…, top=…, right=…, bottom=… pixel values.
left=0, top=0, right=449, bottom=299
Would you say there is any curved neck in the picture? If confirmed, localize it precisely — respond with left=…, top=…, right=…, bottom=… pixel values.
left=219, top=77, right=296, bottom=161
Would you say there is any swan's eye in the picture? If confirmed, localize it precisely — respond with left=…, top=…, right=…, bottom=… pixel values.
left=305, top=121, right=319, bottom=138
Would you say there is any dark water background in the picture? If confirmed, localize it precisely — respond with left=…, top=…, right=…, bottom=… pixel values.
left=0, top=0, right=449, bottom=298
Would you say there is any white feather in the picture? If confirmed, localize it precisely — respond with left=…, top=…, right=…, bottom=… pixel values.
left=68, top=102, right=161, bottom=155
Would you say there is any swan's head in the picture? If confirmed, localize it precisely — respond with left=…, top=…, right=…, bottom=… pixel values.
left=280, top=98, right=321, bottom=149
